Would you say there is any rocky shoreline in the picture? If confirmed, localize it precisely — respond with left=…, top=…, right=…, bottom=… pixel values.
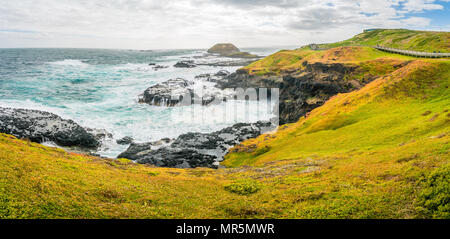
left=0, top=49, right=273, bottom=169
left=0, top=54, right=368, bottom=168
left=0, top=51, right=381, bottom=169
left=118, top=121, right=275, bottom=168
left=0, top=106, right=275, bottom=168
left=216, top=61, right=404, bottom=124
left=138, top=70, right=235, bottom=106
left=0, top=107, right=102, bottom=149
left=2, top=47, right=370, bottom=169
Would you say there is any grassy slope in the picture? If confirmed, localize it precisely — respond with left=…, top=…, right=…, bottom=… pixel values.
left=1, top=59, right=449, bottom=219
left=225, top=59, right=450, bottom=218
left=320, top=29, right=450, bottom=52
left=243, top=46, right=414, bottom=75
left=243, top=29, right=449, bottom=75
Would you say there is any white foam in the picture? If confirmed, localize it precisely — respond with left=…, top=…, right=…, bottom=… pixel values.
left=1, top=49, right=278, bottom=158
left=48, top=59, right=89, bottom=67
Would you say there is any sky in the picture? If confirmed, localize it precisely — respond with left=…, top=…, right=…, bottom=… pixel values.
left=0, top=0, right=449, bottom=49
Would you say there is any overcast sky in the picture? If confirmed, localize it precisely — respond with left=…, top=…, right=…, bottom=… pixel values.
left=0, top=0, right=449, bottom=49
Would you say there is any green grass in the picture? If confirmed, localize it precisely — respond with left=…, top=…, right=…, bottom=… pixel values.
left=320, top=29, right=450, bottom=53
left=0, top=31, right=449, bottom=219
left=242, top=29, right=449, bottom=76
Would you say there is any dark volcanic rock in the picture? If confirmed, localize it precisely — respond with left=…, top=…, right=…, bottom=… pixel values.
left=174, top=60, right=196, bottom=68
left=152, top=64, right=169, bottom=71
left=0, top=107, right=100, bottom=148
left=139, top=78, right=234, bottom=106
left=196, top=59, right=260, bottom=67
left=118, top=121, right=275, bottom=168
left=116, top=136, right=134, bottom=145
left=86, top=128, right=113, bottom=142
left=139, top=78, right=194, bottom=106
left=215, top=70, right=230, bottom=77
left=194, top=70, right=230, bottom=83
left=216, top=61, right=375, bottom=124
left=117, top=138, right=172, bottom=160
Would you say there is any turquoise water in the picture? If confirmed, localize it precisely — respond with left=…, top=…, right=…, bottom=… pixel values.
left=0, top=48, right=279, bottom=157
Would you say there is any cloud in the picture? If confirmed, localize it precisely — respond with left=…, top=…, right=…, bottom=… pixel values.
left=401, top=0, right=444, bottom=12
left=0, top=0, right=447, bottom=49
left=207, top=0, right=301, bottom=8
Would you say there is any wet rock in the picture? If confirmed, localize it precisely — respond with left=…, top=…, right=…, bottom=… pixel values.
left=217, top=61, right=379, bottom=124
left=0, top=107, right=100, bottom=148
left=215, top=70, right=230, bottom=77
left=174, top=60, right=196, bottom=68
left=118, top=121, right=275, bottom=168
left=86, top=128, right=113, bottom=141
left=195, top=73, right=211, bottom=80
left=117, top=138, right=173, bottom=160
left=139, top=78, right=194, bottom=106
left=116, top=136, right=134, bottom=145
left=196, top=59, right=259, bottom=67
left=194, top=70, right=229, bottom=83
left=139, top=78, right=234, bottom=106
left=152, top=65, right=169, bottom=71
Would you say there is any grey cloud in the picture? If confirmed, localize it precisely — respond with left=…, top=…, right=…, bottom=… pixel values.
left=207, top=0, right=301, bottom=8
left=0, top=0, right=447, bottom=49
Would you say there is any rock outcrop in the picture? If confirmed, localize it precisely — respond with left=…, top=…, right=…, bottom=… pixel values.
left=139, top=78, right=193, bottom=106
left=207, top=43, right=240, bottom=55
left=173, top=61, right=196, bottom=68
left=138, top=75, right=235, bottom=107
left=216, top=61, right=385, bottom=124
left=118, top=121, right=275, bottom=168
left=194, top=70, right=230, bottom=83
left=207, top=43, right=259, bottom=58
left=116, top=136, right=134, bottom=145
left=196, top=59, right=259, bottom=67
left=0, top=107, right=100, bottom=148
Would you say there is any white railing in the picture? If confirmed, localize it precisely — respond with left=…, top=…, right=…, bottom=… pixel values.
left=374, top=46, right=450, bottom=58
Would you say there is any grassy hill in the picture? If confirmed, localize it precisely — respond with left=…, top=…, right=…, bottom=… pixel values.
left=242, top=46, right=413, bottom=75
left=243, top=29, right=449, bottom=75
left=1, top=30, right=449, bottom=219
left=226, top=60, right=449, bottom=219
left=319, top=29, right=450, bottom=53
left=319, top=29, right=450, bottom=52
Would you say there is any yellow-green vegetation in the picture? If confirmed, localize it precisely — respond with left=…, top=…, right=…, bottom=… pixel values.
left=243, top=46, right=414, bottom=75
left=1, top=30, right=449, bottom=219
left=320, top=29, right=450, bottom=53
left=1, top=58, right=448, bottom=219
left=243, top=29, right=449, bottom=75
left=224, top=179, right=261, bottom=195
left=225, top=59, right=450, bottom=218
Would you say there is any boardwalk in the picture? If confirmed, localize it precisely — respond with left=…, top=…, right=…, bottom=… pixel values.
left=374, top=46, right=450, bottom=58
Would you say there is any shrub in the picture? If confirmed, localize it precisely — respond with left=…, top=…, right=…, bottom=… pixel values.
left=253, top=146, right=271, bottom=156
left=416, top=164, right=450, bottom=219
left=224, top=179, right=261, bottom=195
left=147, top=171, right=160, bottom=177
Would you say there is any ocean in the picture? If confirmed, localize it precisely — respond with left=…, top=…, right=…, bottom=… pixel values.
left=0, top=47, right=282, bottom=157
